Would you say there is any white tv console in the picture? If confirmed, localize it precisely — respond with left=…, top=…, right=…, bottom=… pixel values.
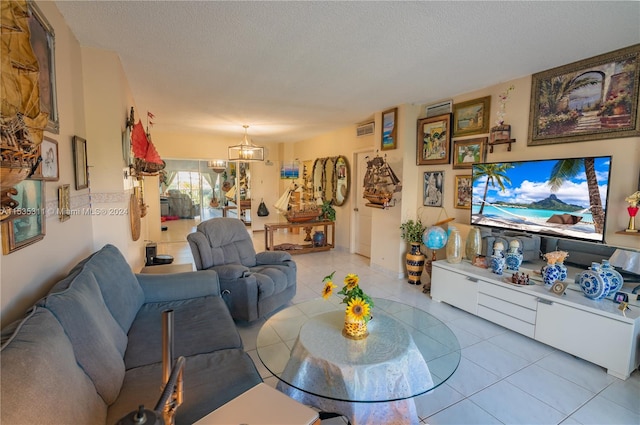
left=431, top=260, right=640, bottom=380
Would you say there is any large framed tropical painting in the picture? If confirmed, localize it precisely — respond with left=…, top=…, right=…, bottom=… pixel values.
left=528, top=44, right=640, bottom=145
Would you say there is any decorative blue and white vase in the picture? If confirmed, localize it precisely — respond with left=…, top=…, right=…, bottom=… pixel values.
left=491, top=254, right=505, bottom=275
left=555, top=262, right=568, bottom=282
left=505, top=240, right=523, bottom=272
left=542, top=262, right=560, bottom=286
left=601, top=259, right=623, bottom=295
left=576, top=262, right=610, bottom=300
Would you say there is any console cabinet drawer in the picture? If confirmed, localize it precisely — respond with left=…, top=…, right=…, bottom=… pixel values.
left=478, top=293, right=537, bottom=324
left=478, top=281, right=538, bottom=310
left=478, top=305, right=535, bottom=338
left=431, top=264, right=478, bottom=314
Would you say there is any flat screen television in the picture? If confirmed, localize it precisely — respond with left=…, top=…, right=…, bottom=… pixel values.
left=471, top=156, right=612, bottom=243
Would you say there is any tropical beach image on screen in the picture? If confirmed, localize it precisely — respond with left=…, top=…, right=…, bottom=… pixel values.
left=471, top=156, right=612, bottom=242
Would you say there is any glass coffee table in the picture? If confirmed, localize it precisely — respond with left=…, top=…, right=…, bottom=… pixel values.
left=256, top=298, right=460, bottom=424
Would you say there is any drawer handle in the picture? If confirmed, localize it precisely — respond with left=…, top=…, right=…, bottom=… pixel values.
left=537, top=298, right=553, bottom=305
left=466, top=276, right=478, bottom=282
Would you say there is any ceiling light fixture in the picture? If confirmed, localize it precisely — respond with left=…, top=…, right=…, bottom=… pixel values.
left=228, top=125, right=264, bottom=162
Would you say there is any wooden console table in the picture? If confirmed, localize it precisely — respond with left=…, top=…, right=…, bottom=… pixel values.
left=264, top=221, right=335, bottom=254
left=222, top=200, right=252, bottom=224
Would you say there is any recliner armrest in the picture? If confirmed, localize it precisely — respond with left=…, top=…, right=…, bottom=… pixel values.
left=209, top=264, right=251, bottom=280
left=136, top=270, right=220, bottom=302
left=255, top=251, right=293, bottom=265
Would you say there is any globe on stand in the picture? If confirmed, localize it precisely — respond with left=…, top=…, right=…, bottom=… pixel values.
left=422, top=225, right=448, bottom=285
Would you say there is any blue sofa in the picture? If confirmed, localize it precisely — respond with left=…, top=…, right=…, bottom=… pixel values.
left=1, top=244, right=262, bottom=424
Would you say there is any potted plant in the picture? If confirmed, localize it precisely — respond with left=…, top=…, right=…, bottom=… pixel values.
left=320, top=200, right=336, bottom=221
left=400, top=219, right=427, bottom=285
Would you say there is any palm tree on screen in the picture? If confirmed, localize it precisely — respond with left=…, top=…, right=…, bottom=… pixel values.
left=473, top=163, right=513, bottom=215
left=548, top=158, right=604, bottom=234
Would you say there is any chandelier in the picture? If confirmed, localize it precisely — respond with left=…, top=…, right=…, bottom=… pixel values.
left=228, top=125, right=264, bottom=162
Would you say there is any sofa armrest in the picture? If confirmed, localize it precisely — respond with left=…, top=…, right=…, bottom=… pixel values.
left=209, top=264, right=250, bottom=280
left=255, top=251, right=293, bottom=265
left=136, top=270, right=220, bottom=303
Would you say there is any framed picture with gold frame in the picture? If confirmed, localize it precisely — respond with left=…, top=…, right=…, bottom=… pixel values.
left=2, top=179, right=46, bottom=254
left=454, top=175, right=472, bottom=209
left=417, top=114, right=451, bottom=165
left=381, top=107, right=398, bottom=150
left=58, top=184, right=70, bottom=222
left=73, top=135, right=88, bottom=190
left=452, top=137, right=487, bottom=169
left=453, top=96, right=491, bottom=137
left=33, top=136, right=59, bottom=181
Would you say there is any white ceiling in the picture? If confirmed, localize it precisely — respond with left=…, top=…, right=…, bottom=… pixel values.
left=55, top=1, right=640, bottom=143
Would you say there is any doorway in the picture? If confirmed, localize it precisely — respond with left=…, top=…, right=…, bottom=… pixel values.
left=353, top=150, right=373, bottom=258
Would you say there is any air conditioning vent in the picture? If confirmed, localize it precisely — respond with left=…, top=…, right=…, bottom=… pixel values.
left=356, top=122, right=374, bottom=137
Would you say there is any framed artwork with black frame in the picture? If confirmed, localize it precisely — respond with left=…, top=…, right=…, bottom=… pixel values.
left=1, top=179, right=46, bottom=254
left=453, top=96, right=491, bottom=137
left=423, top=170, right=444, bottom=207
left=417, top=114, right=451, bottom=165
left=381, top=107, right=398, bottom=150
left=73, top=136, right=88, bottom=190
left=28, top=1, right=59, bottom=134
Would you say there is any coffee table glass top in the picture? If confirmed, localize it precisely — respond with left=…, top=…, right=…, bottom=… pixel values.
left=256, top=297, right=461, bottom=403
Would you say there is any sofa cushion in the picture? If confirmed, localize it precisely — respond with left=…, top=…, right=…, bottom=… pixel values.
left=107, top=349, right=262, bottom=425
left=124, top=296, right=243, bottom=369
left=1, top=307, right=107, bottom=425
left=39, top=270, right=127, bottom=404
left=60, top=244, right=145, bottom=333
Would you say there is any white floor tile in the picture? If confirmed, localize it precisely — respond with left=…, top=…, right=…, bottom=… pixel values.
left=568, top=394, right=639, bottom=425
left=462, top=340, right=530, bottom=378
left=445, top=356, right=500, bottom=397
left=414, top=383, right=465, bottom=420
left=426, top=399, right=503, bottom=425
left=598, top=370, right=640, bottom=415
left=487, top=329, right=556, bottom=363
left=535, top=350, right=616, bottom=393
left=506, top=364, right=595, bottom=415
left=470, top=381, right=566, bottom=425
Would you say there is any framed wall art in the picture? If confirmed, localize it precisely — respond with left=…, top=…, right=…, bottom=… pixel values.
left=381, top=107, right=398, bottom=150
left=528, top=44, right=640, bottom=146
left=454, top=175, right=473, bottom=209
left=73, top=136, right=88, bottom=190
left=453, top=96, right=491, bottom=137
left=58, top=184, right=70, bottom=222
left=417, top=114, right=451, bottom=165
left=1, top=179, right=46, bottom=254
left=452, top=137, right=487, bottom=169
left=28, top=1, right=59, bottom=134
left=423, top=171, right=444, bottom=207
left=33, top=136, right=59, bottom=180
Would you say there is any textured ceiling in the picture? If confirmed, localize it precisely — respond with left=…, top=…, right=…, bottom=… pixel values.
left=55, top=1, right=640, bottom=143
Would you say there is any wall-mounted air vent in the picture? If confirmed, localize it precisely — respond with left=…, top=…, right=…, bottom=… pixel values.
left=356, top=122, right=375, bottom=137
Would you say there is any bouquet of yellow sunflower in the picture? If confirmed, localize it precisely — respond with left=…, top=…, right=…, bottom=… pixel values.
left=322, top=271, right=374, bottom=323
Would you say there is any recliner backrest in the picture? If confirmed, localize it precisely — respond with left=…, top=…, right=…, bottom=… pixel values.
left=191, top=218, right=257, bottom=268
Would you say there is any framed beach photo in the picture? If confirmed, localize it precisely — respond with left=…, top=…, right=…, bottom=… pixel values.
left=381, top=108, right=398, bottom=150
left=454, top=175, right=472, bottom=209
left=73, top=136, right=88, bottom=190
left=453, top=96, right=491, bottom=137
left=417, top=114, right=451, bottom=165
left=33, top=136, right=59, bottom=181
left=28, top=1, right=59, bottom=134
left=452, top=137, right=487, bottom=169
left=423, top=171, right=444, bottom=207
left=528, top=44, right=640, bottom=145
left=1, top=179, right=46, bottom=254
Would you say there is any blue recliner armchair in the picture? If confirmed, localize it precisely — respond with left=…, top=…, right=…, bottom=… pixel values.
left=187, top=217, right=297, bottom=321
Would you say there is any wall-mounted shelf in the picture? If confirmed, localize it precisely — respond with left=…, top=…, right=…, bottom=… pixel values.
left=616, top=230, right=640, bottom=236
left=489, top=138, right=516, bottom=153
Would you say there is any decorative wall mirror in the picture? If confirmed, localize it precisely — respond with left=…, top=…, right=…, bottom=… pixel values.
left=334, top=155, right=349, bottom=206
left=312, top=158, right=326, bottom=204
left=323, top=156, right=336, bottom=204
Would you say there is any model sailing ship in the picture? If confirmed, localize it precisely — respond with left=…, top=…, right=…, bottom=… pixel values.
left=363, top=154, right=401, bottom=208
left=274, top=164, right=320, bottom=222
left=1, top=0, right=49, bottom=219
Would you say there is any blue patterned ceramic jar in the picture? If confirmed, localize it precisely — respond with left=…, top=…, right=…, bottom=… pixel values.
left=542, top=262, right=560, bottom=286
left=490, top=242, right=505, bottom=275
left=601, top=260, right=623, bottom=294
left=555, top=262, right=568, bottom=282
left=505, top=240, right=523, bottom=272
left=576, top=262, right=610, bottom=300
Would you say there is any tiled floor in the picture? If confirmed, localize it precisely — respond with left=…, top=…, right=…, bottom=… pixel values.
left=157, top=217, right=640, bottom=425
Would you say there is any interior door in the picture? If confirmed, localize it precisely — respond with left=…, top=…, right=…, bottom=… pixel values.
left=354, top=151, right=373, bottom=258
